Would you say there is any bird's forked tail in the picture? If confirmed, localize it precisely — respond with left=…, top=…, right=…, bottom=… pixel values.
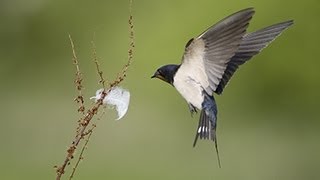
left=193, top=92, right=221, bottom=167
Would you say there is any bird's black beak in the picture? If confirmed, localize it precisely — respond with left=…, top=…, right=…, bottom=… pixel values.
left=151, top=71, right=160, bottom=79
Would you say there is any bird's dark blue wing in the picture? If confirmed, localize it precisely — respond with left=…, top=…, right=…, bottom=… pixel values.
left=215, top=20, right=294, bottom=94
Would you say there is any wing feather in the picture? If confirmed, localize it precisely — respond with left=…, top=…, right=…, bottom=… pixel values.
left=215, top=20, right=293, bottom=94
left=181, top=8, right=255, bottom=94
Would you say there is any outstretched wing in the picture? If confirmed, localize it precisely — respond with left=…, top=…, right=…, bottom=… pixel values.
left=181, top=8, right=255, bottom=95
left=215, top=20, right=294, bottom=94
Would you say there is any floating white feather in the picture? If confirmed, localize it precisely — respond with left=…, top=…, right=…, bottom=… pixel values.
left=90, top=87, right=130, bottom=120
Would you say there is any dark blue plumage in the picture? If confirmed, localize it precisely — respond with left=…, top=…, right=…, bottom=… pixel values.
left=151, top=64, right=179, bottom=85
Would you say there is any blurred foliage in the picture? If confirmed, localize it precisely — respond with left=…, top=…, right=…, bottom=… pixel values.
left=0, top=0, right=319, bottom=179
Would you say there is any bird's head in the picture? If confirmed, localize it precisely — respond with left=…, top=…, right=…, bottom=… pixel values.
left=151, top=64, right=180, bottom=85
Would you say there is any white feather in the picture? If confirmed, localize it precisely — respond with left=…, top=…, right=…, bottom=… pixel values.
left=90, top=87, right=130, bottom=120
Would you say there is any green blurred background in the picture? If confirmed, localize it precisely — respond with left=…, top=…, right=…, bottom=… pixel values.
left=1, top=0, right=319, bottom=179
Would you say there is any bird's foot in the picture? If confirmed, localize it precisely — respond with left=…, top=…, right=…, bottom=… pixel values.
left=188, top=103, right=198, bottom=117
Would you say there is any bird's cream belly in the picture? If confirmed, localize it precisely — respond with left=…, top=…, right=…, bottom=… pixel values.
left=173, top=76, right=204, bottom=110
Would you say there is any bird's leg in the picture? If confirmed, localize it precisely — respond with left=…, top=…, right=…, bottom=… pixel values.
left=188, top=103, right=198, bottom=117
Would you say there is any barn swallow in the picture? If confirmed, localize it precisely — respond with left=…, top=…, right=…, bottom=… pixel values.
left=151, top=8, right=293, bottom=167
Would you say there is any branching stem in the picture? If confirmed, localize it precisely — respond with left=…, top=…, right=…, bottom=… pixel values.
left=55, top=1, right=134, bottom=179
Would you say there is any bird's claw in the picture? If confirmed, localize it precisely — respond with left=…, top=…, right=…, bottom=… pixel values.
left=188, top=104, right=198, bottom=117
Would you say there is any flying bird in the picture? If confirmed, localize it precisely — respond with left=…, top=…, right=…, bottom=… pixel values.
left=151, top=8, right=293, bottom=167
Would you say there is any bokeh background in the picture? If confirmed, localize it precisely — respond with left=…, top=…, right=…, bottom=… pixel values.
left=1, top=0, right=319, bottom=179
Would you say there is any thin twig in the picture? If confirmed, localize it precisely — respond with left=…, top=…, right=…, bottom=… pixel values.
left=55, top=95, right=107, bottom=180
left=92, top=38, right=107, bottom=88
left=69, top=108, right=106, bottom=179
left=109, top=0, right=134, bottom=88
left=69, top=125, right=95, bottom=180
left=69, top=35, right=85, bottom=114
